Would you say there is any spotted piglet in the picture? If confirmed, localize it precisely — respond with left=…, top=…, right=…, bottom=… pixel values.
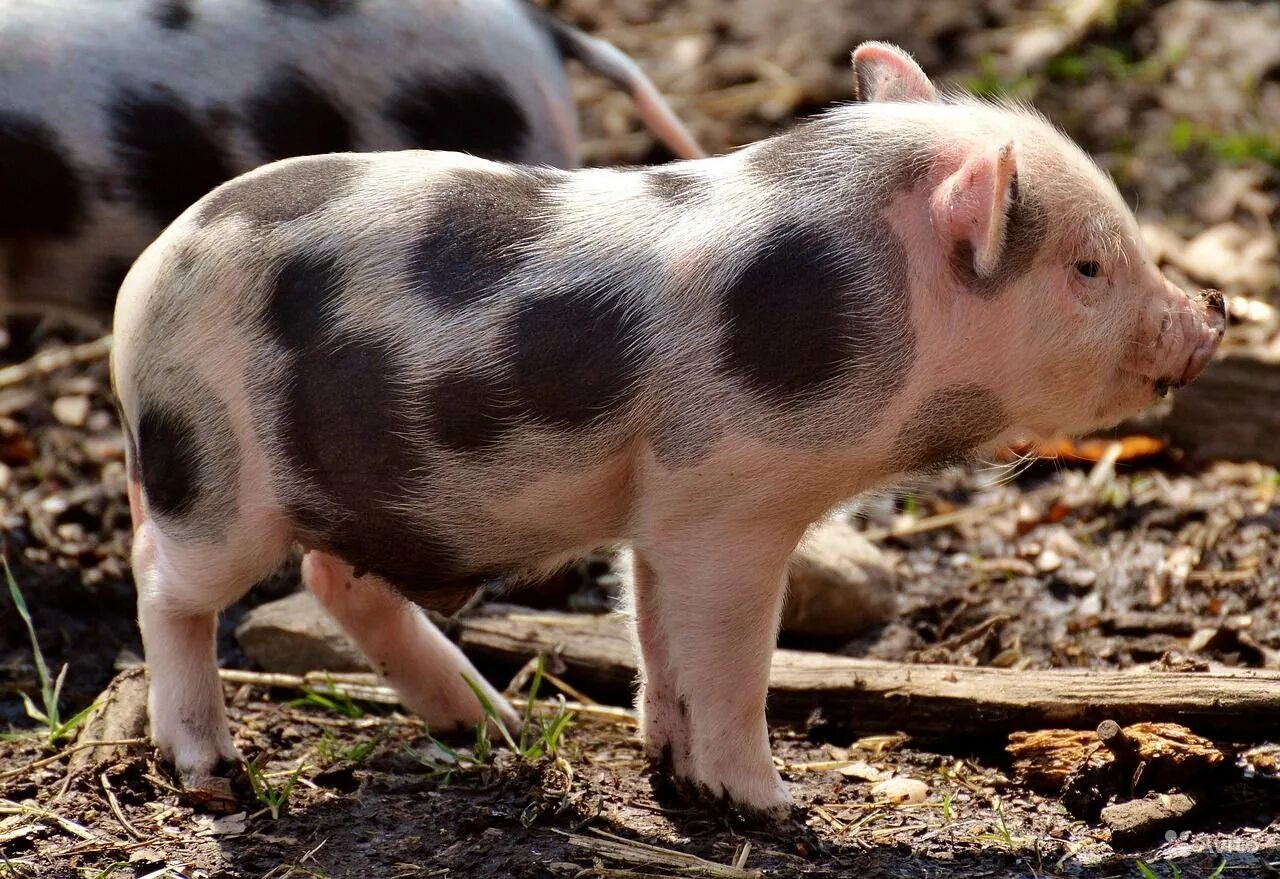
left=0, top=0, right=701, bottom=318
left=111, top=42, right=1224, bottom=815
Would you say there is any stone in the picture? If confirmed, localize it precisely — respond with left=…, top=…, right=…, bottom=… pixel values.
left=234, top=590, right=368, bottom=675
left=782, top=518, right=896, bottom=638
left=51, top=395, right=90, bottom=427
left=870, top=776, right=928, bottom=805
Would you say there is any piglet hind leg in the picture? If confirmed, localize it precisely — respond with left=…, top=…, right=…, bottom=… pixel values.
left=134, top=521, right=263, bottom=785
left=639, top=529, right=801, bottom=818
left=302, top=552, right=518, bottom=733
left=623, top=548, right=693, bottom=780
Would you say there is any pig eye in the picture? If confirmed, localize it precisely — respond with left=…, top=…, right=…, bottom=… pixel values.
left=1075, top=260, right=1102, bottom=279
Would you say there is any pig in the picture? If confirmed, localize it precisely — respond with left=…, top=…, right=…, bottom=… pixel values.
left=0, top=0, right=701, bottom=320
left=110, top=42, right=1225, bottom=816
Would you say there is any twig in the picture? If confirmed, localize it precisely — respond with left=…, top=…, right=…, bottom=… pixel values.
left=860, top=485, right=1060, bottom=541
left=0, top=738, right=146, bottom=781
left=217, top=668, right=399, bottom=704
left=0, top=798, right=103, bottom=842
left=921, top=615, right=1011, bottom=656
left=553, top=701, right=636, bottom=726
left=505, top=656, right=598, bottom=706
left=219, top=667, right=629, bottom=725
left=558, top=828, right=761, bottom=879
left=100, top=771, right=144, bottom=840
left=0, top=335, right=112, bottom=389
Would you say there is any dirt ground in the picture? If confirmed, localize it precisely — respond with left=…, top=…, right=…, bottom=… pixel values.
left=3, top=0, right=1280, bottom=876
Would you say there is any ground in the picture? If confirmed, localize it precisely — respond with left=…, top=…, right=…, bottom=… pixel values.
left=3, top=0, right=1280, bottom=876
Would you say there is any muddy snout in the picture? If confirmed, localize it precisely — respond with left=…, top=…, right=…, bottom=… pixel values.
left=1161, top=289, right=1226, bottom=394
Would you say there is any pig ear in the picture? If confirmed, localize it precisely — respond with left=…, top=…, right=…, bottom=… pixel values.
left=851, top=42, right=938, bottom=102
left=930, top=141, right=1019, bottom=278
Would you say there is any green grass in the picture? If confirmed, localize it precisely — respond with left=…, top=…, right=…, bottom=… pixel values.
left=314, top=729, right=375, bottom=766
left=1169, top=119, right=1280, bottom=168
left=245, top=758, right=305, bottom=820
left=409, top=655, right=575, bottom=782
left=5, top=558, right=98, bottom=745
left=961, top=56, right=1038, bottom=101
left=975, top=796, right=1023, bottom=850
left=288, top=679, right=365, bottom=719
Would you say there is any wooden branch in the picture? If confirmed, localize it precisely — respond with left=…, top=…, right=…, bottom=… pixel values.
left=457, top=606, right=1280, bottom=740
left=0, top=334, right=112, bottom=389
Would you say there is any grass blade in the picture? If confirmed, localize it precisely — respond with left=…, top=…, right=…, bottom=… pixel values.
left=5, top=559, right=52, bottom=694
left=461, top=674, right=518, bottom=752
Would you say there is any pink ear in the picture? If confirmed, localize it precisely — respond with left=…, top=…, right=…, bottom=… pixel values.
left=852, top=42, right=938, bottom=103
left=930, top=141, right=1018, bottom=278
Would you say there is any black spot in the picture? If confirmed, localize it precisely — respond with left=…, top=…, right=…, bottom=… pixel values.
left=426, top=370, right=519, bottom=453
left=137, top=405, right=202, bottom=519
left=719, top=223, right=859, bottom=404
left=407, top=169, right=550, bottom=310
left=895, top=384, right=1010, bottom=472
left=263, top=249, right=344, bottom=352
left=386, top=71, right=529, bottom=162
left=153, top=0, right=194, bottom=29
left=90, top=258, right=133, bottom=313
left=510, top=284, right=648, bottom=428
left=647, top=169, right=705, bottom=204
left=0, top=113, right=85, bottom=237
left=263, top=0, right=356, bottom=18
left=198, top=153, right=358, bottom=227
left=950, top=183, right=1048, bottom=298
left=246, top=68, right=354, bottom=162
left=109, top=87, right=235, bottom=225
left=265, top=249, right=476, bottom=595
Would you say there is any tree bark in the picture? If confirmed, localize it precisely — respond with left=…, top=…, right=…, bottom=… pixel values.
left=458, top=606, right=1280, bottom=740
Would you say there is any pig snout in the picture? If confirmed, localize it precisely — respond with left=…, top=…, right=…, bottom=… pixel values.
left=1150, top=287, right=1226, bottom=396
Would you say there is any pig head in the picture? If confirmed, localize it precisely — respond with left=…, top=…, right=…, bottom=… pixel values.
left=850, top=42, right=1226, bottom=467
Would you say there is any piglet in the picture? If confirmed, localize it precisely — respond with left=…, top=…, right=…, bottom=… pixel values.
left=111, top=42, right=1225, bottom=815
left=0, top=0, right=701, bottom=319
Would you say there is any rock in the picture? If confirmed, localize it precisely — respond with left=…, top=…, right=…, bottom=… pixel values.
left=782, top=518, right=896, bottom=638
left=870, top=776, right=928, bottom=805
left=1101, top=793, right=1197, bottom=846
left=51, top=395, right=90, bottom=428
left=235, top=591, right=368, bottom=675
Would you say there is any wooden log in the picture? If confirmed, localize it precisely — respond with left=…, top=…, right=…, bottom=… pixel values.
left=1113, top=350, right=1280, bottom=467
left=457, top=606, right=1280, bottom=740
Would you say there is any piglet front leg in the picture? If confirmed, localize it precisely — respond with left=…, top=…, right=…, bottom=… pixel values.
left=636, top=526, right=802, bottom=817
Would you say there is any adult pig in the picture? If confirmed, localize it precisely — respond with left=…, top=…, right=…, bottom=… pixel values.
left=0, top=0, right=701, bottom=319
left=111, top=42, right=1225, bottom=815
